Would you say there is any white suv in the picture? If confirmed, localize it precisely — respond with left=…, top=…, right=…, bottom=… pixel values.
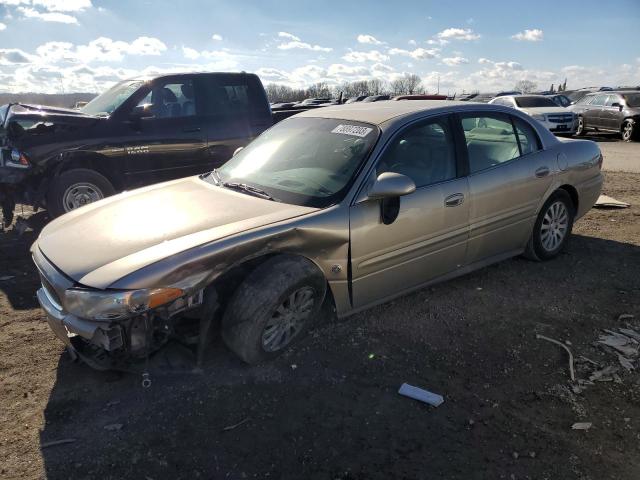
left=489, top=95, right=577, bottom=134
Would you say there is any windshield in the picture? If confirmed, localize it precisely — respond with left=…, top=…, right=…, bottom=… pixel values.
left=81, top=80, right=144, bottom=116
left=514, top=96, right=559, bottom=108
left=212, top=117, right=379, bottom=208
left=623, top=93, right=640, bottom=107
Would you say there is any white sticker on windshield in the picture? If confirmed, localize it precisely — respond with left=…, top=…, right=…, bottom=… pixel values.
left=331, top=124, right=373, bottom=137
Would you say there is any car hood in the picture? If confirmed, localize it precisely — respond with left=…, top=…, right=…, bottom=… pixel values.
left=520, top=106, right=573, bottom=115
left=35, top=176, right=318, bottom=287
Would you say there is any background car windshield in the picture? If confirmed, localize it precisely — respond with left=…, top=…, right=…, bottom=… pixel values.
left=215, top=117, right=378, bottom=208
left=514, top=96, right=558, bottom=108
left=81, top=80, right=144, bottom=116
left=623, top=93, right=640, bottom=107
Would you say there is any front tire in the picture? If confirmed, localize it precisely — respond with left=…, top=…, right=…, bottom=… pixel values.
left=524, top=190, right=575, bottom=261
left=575, top=116, right=587, bottom=136
left=222, top=255, right=327, bottom=364
left=621, top=120, right=635, bottom=142
left=47, top=168, right=115, bottom=218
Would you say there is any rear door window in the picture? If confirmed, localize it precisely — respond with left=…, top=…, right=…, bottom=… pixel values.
left=591, top=94, right=607, bottom=106
left=460, top=114, right=521, bottom=174
left=136, top=80, right=197, bottom=118
left=197, top=75, right=268, bottom=121
left=512, top=116, right=541, bottom=156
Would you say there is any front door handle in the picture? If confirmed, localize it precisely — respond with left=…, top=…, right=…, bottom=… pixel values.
left=183, top=126, right=201, bottom=133
left=535, top=166, right=550, bottom=178
left=444, top=193, right=465, bottom=207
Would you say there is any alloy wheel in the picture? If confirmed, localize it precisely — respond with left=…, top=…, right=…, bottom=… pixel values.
left=262, top=286, right=315, bottom=352
left=622, top=122, right=633, bottom=141
left=540, top=201, right=569, bottom=252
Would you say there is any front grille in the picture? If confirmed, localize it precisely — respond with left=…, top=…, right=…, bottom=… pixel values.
left=39, top=273, right=63, bottom=311
left=547, top=114, right=574, bottom=124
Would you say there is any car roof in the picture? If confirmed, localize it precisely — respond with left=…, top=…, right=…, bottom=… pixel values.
left=294, top=100, right=526, bottom=126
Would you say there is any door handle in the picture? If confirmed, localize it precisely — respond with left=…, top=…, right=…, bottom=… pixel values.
left=535, top=167, right=550, bottom=178
left=182, top=126, right=201, bottom=133
left=444, top=193, right=464, bottom=207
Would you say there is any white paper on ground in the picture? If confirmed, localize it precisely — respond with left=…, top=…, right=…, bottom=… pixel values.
left=398, top=383, right=444, bottom=407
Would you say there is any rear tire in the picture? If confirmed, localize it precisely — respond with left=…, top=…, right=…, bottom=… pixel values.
left=524, top=190, right=575, bottom=261
left=222, top=255, right=327, bottom=364
left=47, top=168, right=115, bottom=218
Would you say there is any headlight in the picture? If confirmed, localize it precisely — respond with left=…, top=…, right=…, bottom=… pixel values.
left=65, top=287, right=184, bottom=321
left=532, top=114, right=546, bottom=121
left=8, top=148, right=30, bottom=168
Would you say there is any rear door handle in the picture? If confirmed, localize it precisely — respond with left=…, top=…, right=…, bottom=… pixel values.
left=183, top=126, right=201, bottom=133
left=444, top=193, right=464, bottom=207
left=535, top=167, right=550, bottom=178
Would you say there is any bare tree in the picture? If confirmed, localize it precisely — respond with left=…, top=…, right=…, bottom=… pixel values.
left=514, top=80, right=538, bottom=93
left=390, top=74, right=424, bottom=95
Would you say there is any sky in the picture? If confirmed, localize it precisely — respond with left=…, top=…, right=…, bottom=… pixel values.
left=0, top=0, right=639, bottom=95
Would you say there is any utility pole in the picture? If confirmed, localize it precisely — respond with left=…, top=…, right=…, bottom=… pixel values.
left=437, top=74, right=440, bottom=94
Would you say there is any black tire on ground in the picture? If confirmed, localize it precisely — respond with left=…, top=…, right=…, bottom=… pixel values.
left=575, top=116, right=587, bottom=136
left=524, top=189, right=575, bottom=261
left=621, top=120, right=636, bottom=142
left=222, top=255, right=327, bottom=364
left=46, top=168, right=115, bottom=218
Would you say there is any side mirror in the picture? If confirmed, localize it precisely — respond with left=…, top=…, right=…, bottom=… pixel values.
left=130, top=104, right=154, bottom=120
left=368, top=172, right=416, bottom=200
left=611, top=102, right=623, bottom=111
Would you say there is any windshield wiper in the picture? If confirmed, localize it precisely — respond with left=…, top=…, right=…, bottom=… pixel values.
left=201, top=168, right=222, bottom=185
left=223, top=182, right=275, bottom=201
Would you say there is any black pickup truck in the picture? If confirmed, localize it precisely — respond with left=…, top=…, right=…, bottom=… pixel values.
left=0, top=72, right=304, bottom=224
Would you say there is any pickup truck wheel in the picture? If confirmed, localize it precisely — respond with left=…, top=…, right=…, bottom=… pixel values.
left=47, top=169, right=115, bottom=218
left=621, top=120, right=635, bottom=142
left=222, top=255, right=327, bottom=364
left=524, top=190, right=575, bottom=261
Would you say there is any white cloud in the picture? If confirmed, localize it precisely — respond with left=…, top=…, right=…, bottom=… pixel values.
left=511, top=29, right=544, bottom=42
left=388, top=47, right=439, bottom=60
left=33, top=0, right=92, bottom=11
left=17, top=6, right=78, bottom=23
left=278, top=40, right=332, bottom=52
left=327, top=63, right=368, bottom=77
left=408, top=39, right=417, bottom=46
left=181, top=46, right=238, bottom=68
left=277, top=31, right=300, bottom=41
left=0, top=48, right=33, bottom=64
left=343, top=49, right=389, bottom=63
left=442, top=56, right=469, bottom=66
left=478, top=57, right=492, bottom=64
left=357, top=34, right=383, bottom=45
left=0, top=22, right=6, bottom=30
left=211, top=33, right=222, bottom=41
left=35, top=37, right=167, bottom=63
left=435, top=27, right=481, bottom=42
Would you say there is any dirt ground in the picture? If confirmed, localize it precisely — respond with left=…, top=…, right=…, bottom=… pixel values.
left=1, top=171, right=639, bottom=480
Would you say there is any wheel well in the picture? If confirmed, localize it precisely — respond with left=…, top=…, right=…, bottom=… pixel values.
left=55, top=156, right=124, bottom=191
left=558, top=184, right=579, bottom=212
left=210, top=253, right=334, bottom=319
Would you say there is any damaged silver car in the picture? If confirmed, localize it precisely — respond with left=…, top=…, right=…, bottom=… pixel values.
left=32, top=101, right=604, bottom=370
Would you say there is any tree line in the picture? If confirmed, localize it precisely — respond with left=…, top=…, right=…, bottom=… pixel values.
left=264, top=74, right=426, bottom=103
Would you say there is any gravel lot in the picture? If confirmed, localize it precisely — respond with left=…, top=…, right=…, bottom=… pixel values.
left=0, top=139, right=639, bottom=480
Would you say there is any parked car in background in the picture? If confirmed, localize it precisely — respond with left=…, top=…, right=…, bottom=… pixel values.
left=345, top=95, right=368, bottom=104
left=489, top=95, right=577, bottom=134
left=33, top=100, right=603, bottom=370
left=546, top=94, right=572, bottom=108
left=570, top=91, right=640, bottom=141
left=392, top=94, right=448, bottom=100
left=0, top=72, right=296, bottom=223
left=362, top=95, right=390, bottom=102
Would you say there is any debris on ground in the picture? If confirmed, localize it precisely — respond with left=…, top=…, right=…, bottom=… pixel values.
left=571, top=422, right=593, bottom=431
left=536, top=334, right=576, bottom=382
left=41, top=438, right=77, bottom=448
left=597, top=330, right=639, bottom=358
left=594, top=194, right=630, bottom=208
left=398, top=383, right=444, bottom=407
left=222, top=417, right=250, bottom=432
left=103, top=423, right=124, bottom=431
